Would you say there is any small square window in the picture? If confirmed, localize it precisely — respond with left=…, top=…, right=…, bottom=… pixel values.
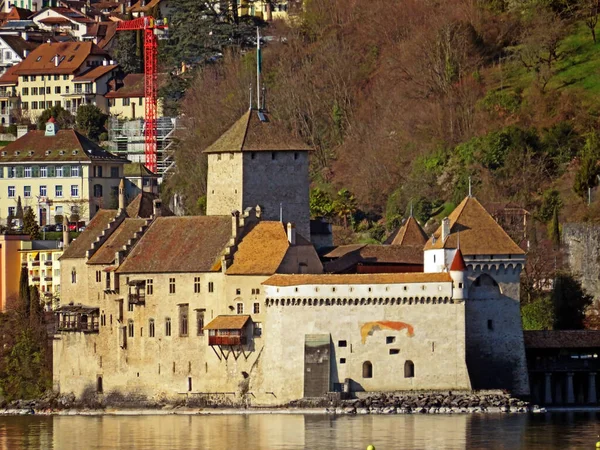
left=389, top=349, right=400, bottom=355
left=386, top=336, right=396, bottom=344
left=340, top=358, right=346, bottom=364
left=236, top=288, right=241, bottom=295
left=338, top=340, right=347, bottom=347
left=488, top=319, right=494, bottom=330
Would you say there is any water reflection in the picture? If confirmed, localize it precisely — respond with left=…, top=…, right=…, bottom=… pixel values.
left=0, top=412, right=599, bottom=449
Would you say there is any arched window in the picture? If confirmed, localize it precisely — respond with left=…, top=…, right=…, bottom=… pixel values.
left=362, top=361, right=373, bottom=379
left=404, top=360, right=415, bottom=378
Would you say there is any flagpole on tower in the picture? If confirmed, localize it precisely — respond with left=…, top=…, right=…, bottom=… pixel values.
left=256, top=27, right=261, bottom=110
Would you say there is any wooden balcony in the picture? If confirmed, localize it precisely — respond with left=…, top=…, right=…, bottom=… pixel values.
left=44, top=276, right=53, bottom=282
left=128, top=293, right=145, bottom=305
left=209, top=336, right=247, bottom=346
left=44, top=261, right=53, bottom=266
left=31, top=276, right=40, bottom=282
left=57, top=321, right=99, bottom=333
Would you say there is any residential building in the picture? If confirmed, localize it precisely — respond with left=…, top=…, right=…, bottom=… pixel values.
left=81, top=20, right=117, bottom=50
left=20, top=238, right=63, bottom=309
left=0, top=34, right=37, bottom=74
left=123, top=162, right=159, bottom=199
left=52, top=107, right=530, bottom=405
left=31, top=7, right=94, bottom=39
left=105, top=73, right=165, bottom=120
left=0, top=117, right=128, bottom=225
left=0, top=62, right=18, bottom=125
left=0, top=41, right=115, bottom=120
left=0, top=232, right=29, bottom=312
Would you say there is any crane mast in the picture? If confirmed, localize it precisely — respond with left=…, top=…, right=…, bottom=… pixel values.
left=116, top=16, right=168, bottom=174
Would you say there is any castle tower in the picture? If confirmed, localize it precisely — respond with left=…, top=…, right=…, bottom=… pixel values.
left=424, top=196, right=529, bottom=396
left=449, top=248, right=467, bottom=300
left=204, top=109, right=311, bottom=239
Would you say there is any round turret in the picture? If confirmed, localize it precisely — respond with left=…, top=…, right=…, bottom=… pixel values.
left=450, top=248, right=467, bottom=300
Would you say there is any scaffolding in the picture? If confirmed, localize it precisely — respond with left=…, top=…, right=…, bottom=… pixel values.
left=107, top=116, right=180, bottom=177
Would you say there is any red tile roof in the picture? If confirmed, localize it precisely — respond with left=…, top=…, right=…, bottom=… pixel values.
left=14, top=41, right=108, bottom=75
left=72, top=63, right=117, bottom=81
left=105, top=73, right=144, bottom=98
left=0, top=63, right=20, bottom=85
left=450, top=248, right=466, bottom=271
left=34, top=7, right=95, bottom=24
left=116, top=216, right=232, bottom=273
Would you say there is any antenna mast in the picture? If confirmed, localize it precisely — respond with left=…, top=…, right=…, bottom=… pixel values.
left=256, top=27, right=261, bottom=110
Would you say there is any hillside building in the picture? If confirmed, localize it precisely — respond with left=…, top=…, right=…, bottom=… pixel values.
left=51, top=108, right=530, bottom=405
left=0, top=117, right=128, bottom=225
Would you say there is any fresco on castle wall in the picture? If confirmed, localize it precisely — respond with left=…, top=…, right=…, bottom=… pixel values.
left=360, top=321, right=415, bottom=344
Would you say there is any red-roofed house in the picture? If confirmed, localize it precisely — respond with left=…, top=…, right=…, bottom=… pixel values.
left=32, top=7, right=95, bottom=39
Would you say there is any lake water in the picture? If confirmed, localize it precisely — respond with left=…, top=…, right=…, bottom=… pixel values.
left=1, top=412, right=600, bottom=449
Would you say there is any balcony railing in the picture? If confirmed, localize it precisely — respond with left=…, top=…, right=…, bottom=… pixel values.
left=0, top=89, right=17, bottom=98
left=57, top=321, right=99, bottom=333
left=528, top=357, right=600, bottom=372
left=31, top=276, right=40, bottom=282
left=31, top=261, right=40, bottom=267
left=44, top=276, right=52, bottom=282
left=44, top=261, right=53, bottom=266
left=209, top=335, right=247, bottom=346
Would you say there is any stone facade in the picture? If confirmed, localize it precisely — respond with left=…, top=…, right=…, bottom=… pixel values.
left=563, top=223, right=600, bottom=300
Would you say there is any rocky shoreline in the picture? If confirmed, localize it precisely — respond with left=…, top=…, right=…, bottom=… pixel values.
left=0, top=391, right=548, bottom=416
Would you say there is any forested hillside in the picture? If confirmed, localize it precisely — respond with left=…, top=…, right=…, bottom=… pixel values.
left=165, top=0, right=600, bottom=237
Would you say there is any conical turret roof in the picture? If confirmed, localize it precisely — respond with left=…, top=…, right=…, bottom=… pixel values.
left=390, top=216, right=428, bottom=247
left=450, top=248, right=467, bottom=271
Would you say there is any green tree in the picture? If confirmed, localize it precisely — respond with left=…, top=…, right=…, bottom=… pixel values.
left=552, top=273, right=593, bottom=329
left=538, top=189, right=562, bottom=223
left=112, top=21, right=142, bottom=74
left=521, top=296, right=554, bottom=330
left=574, top=153, right=600, bottom=198
left=310, top=188, right=334, bottom=218
left=333, top=188, right=357, bottom=229
left=76, top=105, right=107, bottom=142
left=36, top=105, right=74, bottom=130
left=18, top=266, right=30, bottom=317
left=548, top=205, right=560, bottom=248
left=15, top=196, right=23, bottom=221
left=23, top=207, right=40, bottom=240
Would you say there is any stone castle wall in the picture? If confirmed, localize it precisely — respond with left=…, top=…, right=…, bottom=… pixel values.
left=205, top=153, right=244, bottom=217
left=563, top=223, right=600, bottom=300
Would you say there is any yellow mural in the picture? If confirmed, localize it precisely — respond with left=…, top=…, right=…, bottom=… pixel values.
left=360, top=321, right=415, bottom=344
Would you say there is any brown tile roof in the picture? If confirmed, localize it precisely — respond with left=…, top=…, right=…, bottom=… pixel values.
left=263, top=272, right=452, bottom=287
left=84, top=21, right=118, bottom=48
left=0, top=129, right=128, bottom=163
left=14, top=41, right=107, bottom=75
left=61, top=210, right=119, bottom=259
left=390, top=216, right=428, bottom=247
left=0, top=63, right=20, bottom=85
left=0, top=35, right=37, bottom=58
left=524, top=331, right=600, bottom=349
left=323, top=244, right=423, bottom=273
left=117, top=216, right=231, bottom=273
left=203, top=109, right=312, bottom=153
left=125, top=192, right=173, bottom=219
left=105, top=73, right=144, bottom=98
left=72, top=63, right=117, bottom=81
left=227, top=222, right=290, bottom=275
left=324, top=244, right=366, bottom=259
left=87, top=218, right=146, bottom=265
left=424, top=196, right=525, bottom=256
left=204, top=315, right=251, bottom=330
left=8, top=7, right=33, bottom=20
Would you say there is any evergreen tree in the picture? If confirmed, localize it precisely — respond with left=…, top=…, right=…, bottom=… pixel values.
left=113, top=27, right=142, bottom=74
left=36, top=105, right=75, bottom=130
left=22, top=207, right=40, bottom=240
left=552, top=273, right=593, bottom=329
left=15, top=196, right=23, bottom=221
left=549, top=206, right=560, bottom=248
left=18, top=266, right=30, bottom=317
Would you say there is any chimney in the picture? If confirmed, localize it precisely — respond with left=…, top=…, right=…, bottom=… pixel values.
left=16, top=125, right=28, bottom=138
left=62, top=215, right=69, bottom=249
left=152, top=199, right=162, bottom=217
left=118, top=178, right=125, bottom=212
left=103, top=60, right=108, bottom=66
left=231, top=210, right=240, bottom=239
left=54, top=54, right=59, bottom=67
left=287, top=222, right=296, bottom=245
left=441, top=217, right=450, bottom=242
left=32, top=3, right=37, bottom=11
left=255, top=205, right=262, bottom=219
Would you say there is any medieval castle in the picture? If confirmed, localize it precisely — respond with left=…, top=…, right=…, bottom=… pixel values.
left=53, top=108, right=530, bottom=404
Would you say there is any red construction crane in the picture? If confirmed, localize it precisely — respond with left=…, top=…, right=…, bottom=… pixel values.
left=116, top=16, right=168, bottom=174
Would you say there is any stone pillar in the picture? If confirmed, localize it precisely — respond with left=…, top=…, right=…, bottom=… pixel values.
left=544, top=372, right=553, bottom=405
left=555, top=375, right=563, bottom=404
left=588, top=372, right=597, bottom=404
left=567, top=372, right=575, bottom=404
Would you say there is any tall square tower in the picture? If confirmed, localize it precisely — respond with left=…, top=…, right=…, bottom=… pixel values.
left=204, top=109, right=311, bottom=239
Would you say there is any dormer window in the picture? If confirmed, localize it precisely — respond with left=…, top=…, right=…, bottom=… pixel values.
left=36, top=56, right=41, bottom=62
left=14, top=151, right=20, bottom=156
left=1, top=151, right=6, bottom=156
left=72, top=150, right=78, bottom=155
left=45, top=150, right=51, bottom=155
left=28, top=151, right=34, bottom=156
left=59, top=150, right=65, bottom=155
